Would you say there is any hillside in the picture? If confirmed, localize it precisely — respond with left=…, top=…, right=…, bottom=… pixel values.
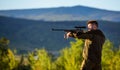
left=0, top=16, right=120, bottom=54
left=0, top=5, right=120, bottom=22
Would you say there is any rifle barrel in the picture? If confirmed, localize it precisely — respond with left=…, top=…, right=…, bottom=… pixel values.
left=52, top=28, right=65, bottom=31
left=74, top=26, right=86, bottom=28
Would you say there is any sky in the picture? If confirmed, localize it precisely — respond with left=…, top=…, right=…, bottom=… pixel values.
left=0, top=0, right=120, bottom=11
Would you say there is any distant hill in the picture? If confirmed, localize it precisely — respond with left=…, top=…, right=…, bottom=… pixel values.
left=0, top=5, right=120, bottom=22
left=0, top=16, right=120, bottom=54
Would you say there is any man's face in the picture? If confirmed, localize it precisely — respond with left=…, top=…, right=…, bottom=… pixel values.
left=87, top=23, right=97, bottom=31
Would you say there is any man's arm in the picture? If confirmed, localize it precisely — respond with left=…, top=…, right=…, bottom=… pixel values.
left=65, top=31, right=94, bottom=40
left=76, top=32, right=93, bottom=39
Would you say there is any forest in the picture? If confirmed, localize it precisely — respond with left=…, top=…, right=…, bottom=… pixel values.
left=0, top=37, right=120, bottom=70
left=0, top=16, right=120, bottom=54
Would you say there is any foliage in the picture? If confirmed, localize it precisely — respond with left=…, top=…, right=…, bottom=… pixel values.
left=0, top=37, right=120, bottom=70
left=102, top=40, right=120, bottom=70
left=0, top=37, right=16, bottom=70
left=54, top=39, right=84, bottom=70
left=28, top=49, right=52, bottom=70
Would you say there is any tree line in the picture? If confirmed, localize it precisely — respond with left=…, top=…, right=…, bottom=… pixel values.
left=0, top=37, right=120, bottom=70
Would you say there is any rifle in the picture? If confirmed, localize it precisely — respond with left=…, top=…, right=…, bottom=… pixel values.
left=52, top=26, right=86, bottom=33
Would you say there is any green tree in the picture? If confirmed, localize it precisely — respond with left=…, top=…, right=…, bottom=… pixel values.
left=28, top=49, right=52, bottom=70
left=55, top=39, right=84, bottom=70
left=102, top=40, right=120, bottom=70
left=0, top=37, right=16, bottom=70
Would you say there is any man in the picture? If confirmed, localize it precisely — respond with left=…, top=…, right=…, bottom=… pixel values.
left=65, top=20, right=105, bottom=70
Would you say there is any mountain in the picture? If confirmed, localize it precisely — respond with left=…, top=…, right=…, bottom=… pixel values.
left=0, top=5, right=120, bottom=22
left=0, top=16, right=120, bottom=54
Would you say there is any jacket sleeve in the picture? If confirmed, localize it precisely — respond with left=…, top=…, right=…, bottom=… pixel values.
left=73, top=31, right=94, bottom=39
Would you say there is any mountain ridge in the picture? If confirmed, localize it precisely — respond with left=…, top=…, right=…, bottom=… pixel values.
left=0, top=5, right=120, bottom=22
left=0, top=5, right=120, bottom=12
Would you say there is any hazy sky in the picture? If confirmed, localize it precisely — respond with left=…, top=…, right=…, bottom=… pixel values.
left=0, top=0, right=120, bottom=11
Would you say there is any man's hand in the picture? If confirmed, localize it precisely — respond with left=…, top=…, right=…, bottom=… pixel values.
left=64, top=32, right=75, bottom=39
left=64, top=32, right=71, bottom=39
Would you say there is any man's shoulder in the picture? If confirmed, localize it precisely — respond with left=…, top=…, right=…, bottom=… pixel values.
left=87, top=29, right=105, bottom=38
left=95, top=29, right=105, bottom=38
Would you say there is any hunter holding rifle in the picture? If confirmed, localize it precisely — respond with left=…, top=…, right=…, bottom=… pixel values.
left=65, top=20, right=105, bottom=70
